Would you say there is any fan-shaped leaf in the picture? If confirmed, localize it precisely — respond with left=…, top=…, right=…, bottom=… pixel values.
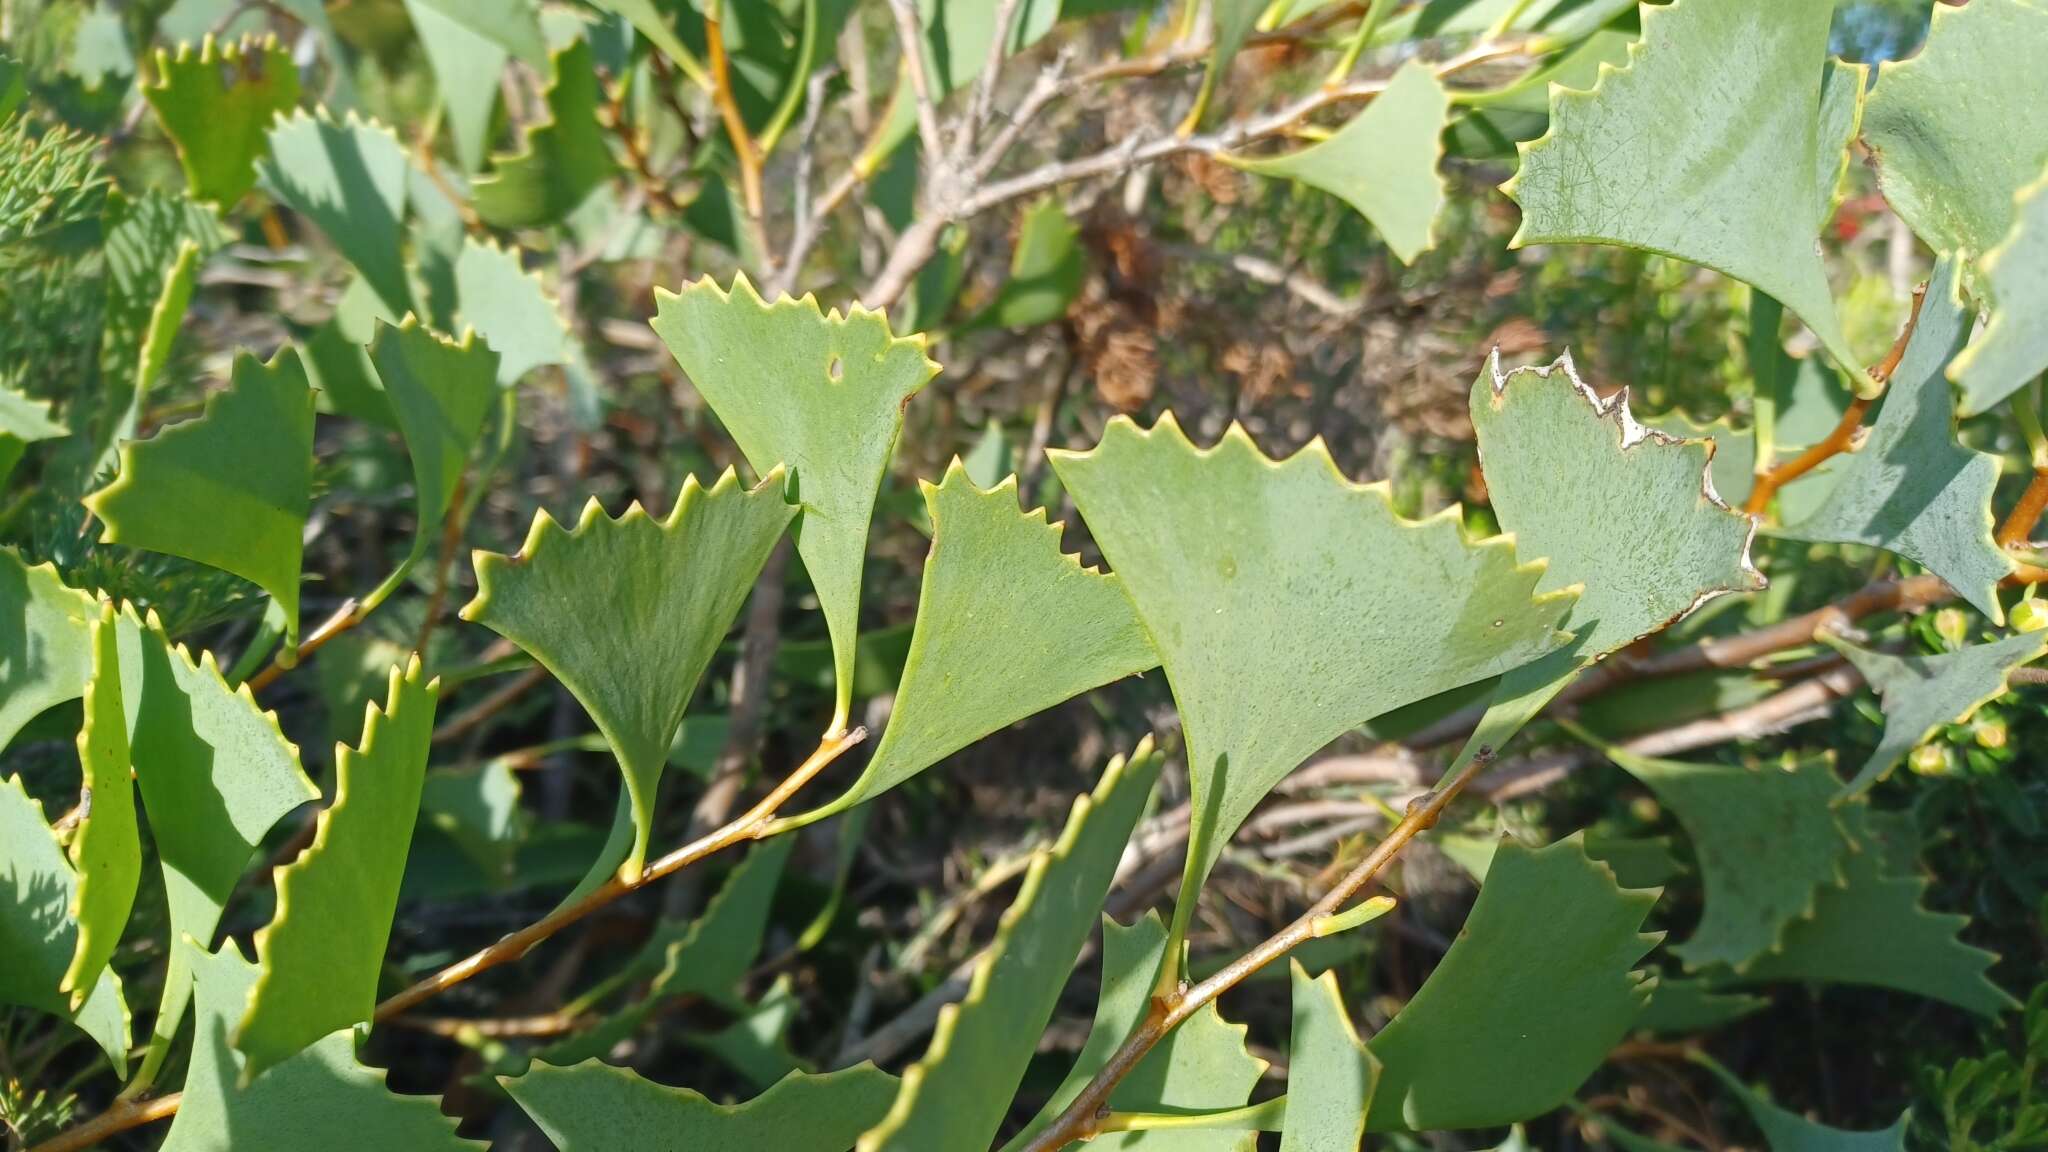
left=1780, top=258, right=2009, bottom=617
left=1860, top=0, right=2048, bottom=261
left=372, top=318, right=501, bottom=573
left=263, top=110, right=413, bottom=317
left=237, top=658, right=439, bottom=1081
left=463, top=469, right=795, bottom=878
left=1506, top=0, right=1857, bottom=370
left=1823, top=630, right=2047, bottom=798
left=453, top=236, right=588, bottom=387
left=144, top=36, right=301, bottom=205
left=162, top=940, right=480, bottom=1152
left=1231, top=60, right=1450, bottom=263
left=61, top=603, right=138, bottom=1007
left=86, top=347, right=316, bottom=648
left=1281, top=963, right=1380, bottom=1152
left=0, top=773, right=130, bottom=1070
left=1736, top=811, right=2014, bottom=1017
left=1474, top=351, right=1761, bottom=661
left=1365, top=836, right=1658, bottom=1132
left=1048, top=414, right=1573, bottom=942
left=506, top=1059, right=900, bottom=1152
left=473, top=37, right=616, bottom=228
left=1589, top=741, right=1846, bottom=971
left=1953, top=166, right=2048, bottom=416
left=856, top=740, right=1163, bottom=1152
left=651, top=275, right=938, bottom=732
left=787, top=462, right=1155, bottom=826
left=0, top=549, right=95, bottom=751
left=114, top=606, right=316, bottom=1065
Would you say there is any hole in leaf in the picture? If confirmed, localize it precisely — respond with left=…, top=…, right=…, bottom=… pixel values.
left=826, top=355, right=843, bottom=381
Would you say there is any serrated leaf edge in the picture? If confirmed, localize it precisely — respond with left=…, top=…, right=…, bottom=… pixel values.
left=855, top=737, right=1163, bottom=1152
left=145, top=32, right=293, bottom=91
left=651, top=271, right=943, bottom=384
left=236, top=654, right=438, bottom=1081
left=1481, top=347, right=1767, bottom=631
left=2, top=771, right=133, bottom=1063
left=1046, top=408, right=1582, bottom=631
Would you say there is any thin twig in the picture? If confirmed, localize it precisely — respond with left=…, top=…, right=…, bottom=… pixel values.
left=1014, top=749, right=1493, bottom=1152
left=23, top=1093, right=181, bottom=1152
left=706, top=11, right=769, bottom=256
left=954, top=0, right=1027, bottom=167
left=885, top=0, right=951, bottom=187
left=244, top=597, right=362, bottom=692
left=414, top=474, right=468, bottom=655
left=1998, top=468, right=2048, bottom=551
left=1745, top=282, right=1926, bottom=516
left=374, top=726, right=866, bottom=1019
left=430, top=664, right=550, bottom=745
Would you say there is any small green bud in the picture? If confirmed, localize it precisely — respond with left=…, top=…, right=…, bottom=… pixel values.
left=1973, top=718, right=2008, bottom=750
left=1933, top=607, right=1970, bottom=649
left=2013, top=598, right=2048, bottom=633
left=1908, top=743, right=1954, bottom=777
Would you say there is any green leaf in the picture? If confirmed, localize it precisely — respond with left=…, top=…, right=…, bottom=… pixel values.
left=1953, top=166, right=2048, bottom=416
left=1231, top=60, right=1451, bottom=263
left=651, top=275, right=938, bottom=732
left=506, top=1059, right=900, bottom=1152
left=264, top=110, right=413, bottom=317
left=917, top=0, right=1058, bottom=94
left=1048, top=415, right=1573, bottom=942
left=1365, top=836, right=1658, bottom=1132
left=1280, top=963, right=1380, bottom=1152
left=1780, top=257, right=2010, bottom=617
left=0, top=772, right=130, bottom=1070
left=162, top=940, right=480, bottom=1152
left=1634, top=977, right=1767, bottom=1034
left=1823, top=630, right=2047, bottom=798
left=787, top=463, right=1155, bottom=826
left=0, top=551, right=95, bottom=749
left=372, top=319, right=502, bottom=572
left=236, top=659, right=439, bottom=1081
left=0, top=382, right=65, bottom=484
left=144, top=36, right=301, bottom=205
left=463, top=470, right=795, bottom=878
left=61, top=603, right=139, bottom=1008
left=965, top=197, right=1085, bottom=330
left=540, top=835, right=795, bottom=1065
left=403, top=0, right=504, bottom=173
left=1506, top=0, right=1857, bottom=371
left=1860, top=0, right=2048, bottom=261
left=1474, top=351, right=1761, bottom=662
left=686, top=973, right=805, bottom=1089
left=418, top=758, right=525, bottom=882
left=856, top=740, right=1164, bottom=1152
left=1590, top=742, right=1847, bottom=971
left=85, top=347, right=317, bottom=648
left=452, top=236, right=588, bottom=387
left=1006, top=911, right=1266, bottom=1152
left=473, top=37, right=617, bottom=228
left=115, top=605, right=316, bottom=1064
left=1737, top=811, right=2015, bottom=1017
left=1698, top=1054, right=1910, bottom=1152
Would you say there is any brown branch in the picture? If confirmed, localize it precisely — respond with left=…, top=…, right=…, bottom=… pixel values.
left=375, top=725, right=864, bottom=1020
left=1745, top=282, right=1926, bottom=516
left=1405, top=573, right=1952, bottom=750
left=706, top=12, right=768, bottom=252
left=1014, top=749, right=1493, bottom=1152
left=243, top=597, right=362, bottom=692
left=1998, top=467, right=2048, bottom=550
left=24, top=1092, right=181, bottom=1152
